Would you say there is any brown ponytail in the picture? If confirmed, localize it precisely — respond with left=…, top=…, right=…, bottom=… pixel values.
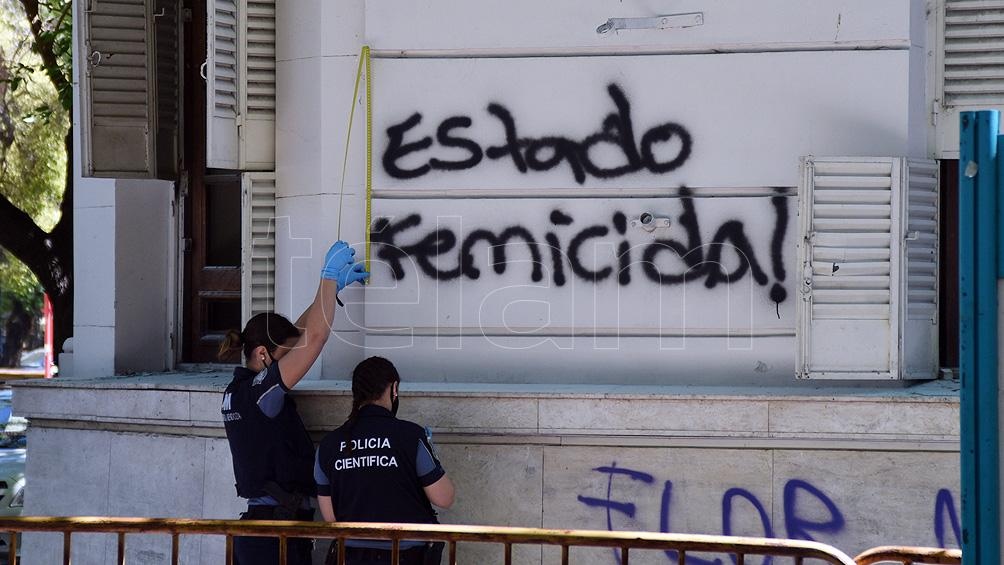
left=218, top=313, right=301, bottom=363
left=217, top=329, right=245, bottom=362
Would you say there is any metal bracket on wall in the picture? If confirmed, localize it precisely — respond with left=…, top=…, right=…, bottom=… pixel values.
left=629, top=212, right=671, bottom=233
left=596, top=13, right=704, bottom=34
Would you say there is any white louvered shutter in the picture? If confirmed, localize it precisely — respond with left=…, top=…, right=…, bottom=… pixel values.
left=934, top=0, right=1004, bottom=157
left=207, top=0, right=239, bottom=169
left=207, top=0, right=276, bottom=170
left=80, top=0, right=155, bottom=177
left=241, top=172, right=276, bottom=324
left=238, top=0, right=276, bottom=170
left=796, top=158, right=939, bottom=380
left=902, top=160, right=940, bottom=378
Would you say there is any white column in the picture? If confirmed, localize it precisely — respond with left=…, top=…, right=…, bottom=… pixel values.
left=275, top=0, right=367, bottom=379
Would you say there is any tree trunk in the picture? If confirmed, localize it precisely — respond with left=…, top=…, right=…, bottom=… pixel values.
left=48, top=285, right=72, bottom=358
left=46, top=130, right=73, bottom=354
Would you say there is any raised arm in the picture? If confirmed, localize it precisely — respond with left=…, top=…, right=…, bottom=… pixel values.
left=277, top=279, right=338, bottom=389
left=293, top=299, right=313, bottom=330
left=278, top=241, right=368, bottom=389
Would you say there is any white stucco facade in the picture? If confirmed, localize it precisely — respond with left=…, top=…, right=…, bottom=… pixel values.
left=15, top=1, right=973, bottom=563
left=275, top=0, right=933, bottom=383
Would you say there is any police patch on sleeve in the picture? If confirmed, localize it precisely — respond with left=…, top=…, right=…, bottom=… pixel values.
left=252, top=369, right=268, bottom=386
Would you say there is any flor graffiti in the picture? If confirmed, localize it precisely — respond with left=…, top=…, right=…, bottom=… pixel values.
left=577, top=463, right=960, bottom=565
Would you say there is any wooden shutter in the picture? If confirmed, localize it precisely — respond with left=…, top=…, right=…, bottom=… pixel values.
left=207, top=0, right=239, bottom=168
left=797, top=158, right=939, bottom=379
left=241, top=172, right=276, bottom=324
left=80, top=0, right=155, bottom=177
left=238, top=0, right=276, bottom=170
left=207, top=0, right=276, bottom=170
left=934, top=0, right=1004, bottom=157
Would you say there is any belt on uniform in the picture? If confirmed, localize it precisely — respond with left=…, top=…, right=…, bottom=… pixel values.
left=241, top=505, right=314, bottom=521
left=344, top=546, right=426, bottom=558
left=337, top=542, right=444, bottom=565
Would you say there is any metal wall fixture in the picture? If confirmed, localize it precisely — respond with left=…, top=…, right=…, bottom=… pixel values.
left=596, top=13, right=704, bottom=34
left=631, top=212, right=672, bottom=232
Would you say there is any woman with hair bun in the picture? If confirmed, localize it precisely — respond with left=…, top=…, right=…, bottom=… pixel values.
left=315, top=356, right=455, bottom=565
left=219, top=240, right=368, bottom=565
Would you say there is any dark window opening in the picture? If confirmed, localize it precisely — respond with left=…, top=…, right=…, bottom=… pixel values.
left=205, top=174, right=242, bottom=266
left=205, top=299, right=242, bottom=334
left=939, top=159, right=959, bottom=371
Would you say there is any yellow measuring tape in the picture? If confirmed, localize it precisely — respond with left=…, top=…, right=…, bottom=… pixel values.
left=335, top=45, right=373, bottom=277
left=364, top=46, right=373, bottom=274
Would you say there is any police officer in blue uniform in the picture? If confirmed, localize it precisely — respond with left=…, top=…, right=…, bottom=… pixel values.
left=316, top=357, right=455, bottom=565
left=220, top=240, right=368, bottom=565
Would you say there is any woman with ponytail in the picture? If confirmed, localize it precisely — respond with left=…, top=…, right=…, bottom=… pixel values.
left=220, top=240, right=368, bottom=565
left=315, top=357, right=455, bottom=565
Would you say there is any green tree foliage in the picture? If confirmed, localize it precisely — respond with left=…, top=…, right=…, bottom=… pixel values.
left=0, top=1, right=68, bottom=230
left=1, top=0, right=71, bottom=113
left=0, top=250, right=42, bottom=367
left=0, top=252, right=42, bottom=314
left=0, top=0, right=70, bottom=364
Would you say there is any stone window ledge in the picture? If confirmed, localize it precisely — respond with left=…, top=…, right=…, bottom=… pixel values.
left=11, top=374, right=959, bottom=451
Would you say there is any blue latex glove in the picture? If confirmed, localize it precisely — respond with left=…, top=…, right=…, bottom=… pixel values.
left=321, top=241, right=355, bottom=281
left=336, top=261, right=370, bottom=291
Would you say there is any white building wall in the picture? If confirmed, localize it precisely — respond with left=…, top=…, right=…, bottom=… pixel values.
left=71, top=176, right=174, bottom=378
left=276, top=0, right=932, bottom=382
left=71, top=177, right=117, bottom=379
left=38, top=2, right=966, bottom=564
left=275, top=0, right=368, bottom=379
left=113, top=180, right=174, bottom=373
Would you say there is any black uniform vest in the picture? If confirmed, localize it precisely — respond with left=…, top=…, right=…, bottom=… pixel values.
left=318, top=405, right=440, bottom=524
left=222, top=365, right=316, bottom=499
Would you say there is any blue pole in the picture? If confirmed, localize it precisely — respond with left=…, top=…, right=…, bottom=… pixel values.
left=959, top=110, right=1001, bottom=564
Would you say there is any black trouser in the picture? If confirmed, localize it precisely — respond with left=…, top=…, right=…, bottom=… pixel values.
left=235, top=506, right=315, bottom=565
left=326, top=543, right=444, bottom=565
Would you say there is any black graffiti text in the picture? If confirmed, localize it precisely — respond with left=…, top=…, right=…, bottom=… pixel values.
left=382, top=84, right=693, bottom=185
left=370, top=188, right=789, bottom=304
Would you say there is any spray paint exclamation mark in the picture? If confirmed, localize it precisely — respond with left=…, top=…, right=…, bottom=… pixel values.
left=769, top=189, right=789, bottom=318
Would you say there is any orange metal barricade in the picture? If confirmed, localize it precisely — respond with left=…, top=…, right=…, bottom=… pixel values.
left=853, top=545, right=962, bottom=565
left=0, top=516, right=860, bottom=565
